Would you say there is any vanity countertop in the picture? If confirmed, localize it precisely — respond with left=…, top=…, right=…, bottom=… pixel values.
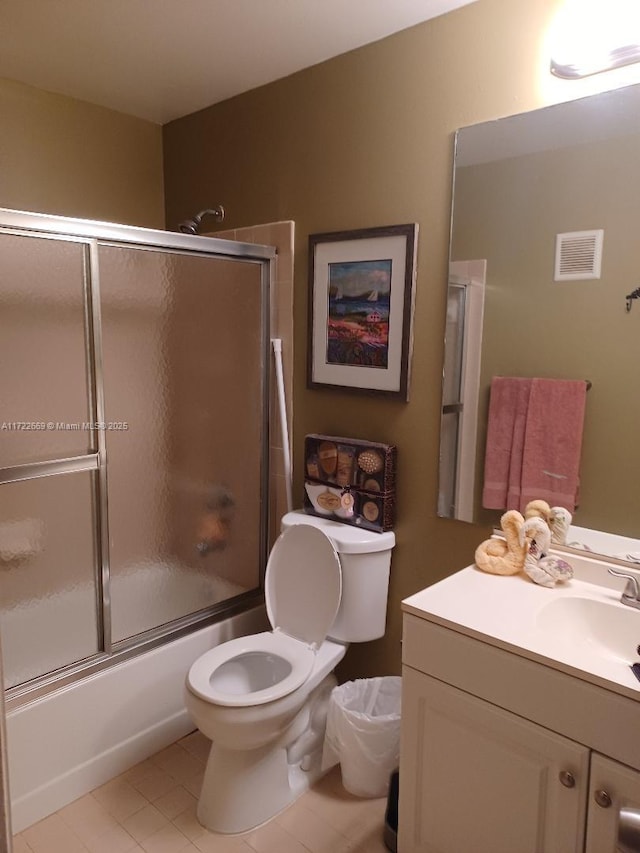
left=403, top=552, right=640, bottom=701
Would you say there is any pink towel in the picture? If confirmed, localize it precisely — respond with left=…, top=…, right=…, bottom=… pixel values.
left=482, top=377, right=532, bottom=509
left=519, top=378, right=587, bottom=512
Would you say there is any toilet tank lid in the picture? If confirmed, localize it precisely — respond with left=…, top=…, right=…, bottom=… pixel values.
left=281, top=511, right=395, bottom=554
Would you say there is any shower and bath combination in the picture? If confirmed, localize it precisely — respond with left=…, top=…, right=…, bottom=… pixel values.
left=0, top=206, right=279, bottom=832
left=0, top=205, right=270, bottom=691
left=178, top=205, right=225, bottom=234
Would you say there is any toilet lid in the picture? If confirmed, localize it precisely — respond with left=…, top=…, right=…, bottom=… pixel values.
left=266, top=524, right=342, bottom=648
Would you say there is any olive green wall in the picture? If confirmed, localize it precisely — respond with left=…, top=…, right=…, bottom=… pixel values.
left=0, top=77, right=164, bottom=227
left=163, top=0, right=640, bottom=680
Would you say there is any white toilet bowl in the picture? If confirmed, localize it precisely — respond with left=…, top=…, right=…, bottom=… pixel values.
left=186, top=633, right=346, bottom=750
left=184, top=512, right=395, bottom=834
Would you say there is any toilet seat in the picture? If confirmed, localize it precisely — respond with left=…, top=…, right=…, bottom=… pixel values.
left=265, top=524, right=342, bottom=649
left=187, top=524, right=342, bottom=707
left=187, top=630, right=316, bottom=706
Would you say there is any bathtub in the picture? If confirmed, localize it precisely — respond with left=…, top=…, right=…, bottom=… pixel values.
left=2, top=562, right=248, bottom=687
left=6, top=578, right=267, bottom=832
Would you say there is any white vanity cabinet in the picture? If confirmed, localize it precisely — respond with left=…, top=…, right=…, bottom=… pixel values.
left=400, top=667, right=588, bottom=852
left=399, top=591, right=640, bottom=853
left=586, top=755, right=640, bottom=853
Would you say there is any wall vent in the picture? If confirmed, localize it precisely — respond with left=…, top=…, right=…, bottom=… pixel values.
left=554, top=230, right=604, bottom=281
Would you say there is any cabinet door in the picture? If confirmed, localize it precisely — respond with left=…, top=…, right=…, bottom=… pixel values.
left=399, top=667, right=589, bottom=853
left=586, top=753, right=640, bottom=853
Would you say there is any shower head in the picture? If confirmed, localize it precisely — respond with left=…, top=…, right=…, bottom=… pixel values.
left=178, top=205, right=225, bottom=235
left=178, top=219, right=199, bottom=235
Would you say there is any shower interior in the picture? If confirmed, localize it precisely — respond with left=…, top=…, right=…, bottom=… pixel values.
left=0, top=208, right=275, bottom=706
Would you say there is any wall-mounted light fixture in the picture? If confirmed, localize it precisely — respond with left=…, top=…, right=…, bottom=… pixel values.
left=550, top=0, right=640, bottom=79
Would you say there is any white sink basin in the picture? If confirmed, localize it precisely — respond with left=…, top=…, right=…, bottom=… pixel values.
left=536, top=596, right=640, bottom=664
left=402, top=552, right=640, bottom=696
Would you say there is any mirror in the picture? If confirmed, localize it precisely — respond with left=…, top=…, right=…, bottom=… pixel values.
left=439, top=82, right=640, bottom=563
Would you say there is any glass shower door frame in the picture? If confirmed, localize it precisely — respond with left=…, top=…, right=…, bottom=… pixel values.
left=0, top=208, right=275, bottom=709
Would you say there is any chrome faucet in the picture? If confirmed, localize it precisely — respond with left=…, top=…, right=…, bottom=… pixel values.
left=608, top=567, right=640, bottom=609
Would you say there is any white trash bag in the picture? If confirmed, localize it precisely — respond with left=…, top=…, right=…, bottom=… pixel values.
left=322, top=676, right=401, bottom=798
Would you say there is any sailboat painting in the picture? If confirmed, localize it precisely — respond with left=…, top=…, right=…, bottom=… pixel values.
left=326, top=259, right=392, bottom=367
left=308, top=223, right=417, bottom=399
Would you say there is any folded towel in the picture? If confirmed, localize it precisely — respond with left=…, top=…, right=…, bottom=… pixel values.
left=482, top=377, right=532, bottom=509
left=519, top=378, right=587, bottom=512
left=0, top=518, right=43, bottom=563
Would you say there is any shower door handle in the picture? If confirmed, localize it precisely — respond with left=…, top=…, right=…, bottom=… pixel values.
left=618, top=807, right=640, bottom=853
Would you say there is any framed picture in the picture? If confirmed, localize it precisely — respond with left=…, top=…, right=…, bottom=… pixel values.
left=307, top=223, right=418, bottom=400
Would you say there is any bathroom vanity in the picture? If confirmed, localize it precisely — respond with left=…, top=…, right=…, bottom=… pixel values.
left=398, top=554, right=640, bottom=853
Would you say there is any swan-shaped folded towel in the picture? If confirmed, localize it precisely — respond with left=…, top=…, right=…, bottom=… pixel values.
left=520, top=517, right=573, bottom=587
left=475, top=510, right=527, bottom=575
left=549, top=506, right=572, bottom=545
left=524, top=500, right=551, bottom=522
left=525, top=500, right=572, bottom=546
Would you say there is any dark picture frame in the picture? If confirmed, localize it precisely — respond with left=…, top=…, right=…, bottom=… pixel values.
left=307, top=223, right=418, bottom=400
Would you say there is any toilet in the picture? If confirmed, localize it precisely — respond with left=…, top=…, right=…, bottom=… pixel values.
left=184, top=510, right=395, bottom=834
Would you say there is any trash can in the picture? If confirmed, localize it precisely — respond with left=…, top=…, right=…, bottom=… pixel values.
left=322, top=676, right=402, bottom=798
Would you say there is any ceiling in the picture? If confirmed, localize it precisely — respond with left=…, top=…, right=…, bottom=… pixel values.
left=0, top=0, right=477, bottom=125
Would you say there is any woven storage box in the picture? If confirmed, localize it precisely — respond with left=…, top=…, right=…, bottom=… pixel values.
left=303, top=434, right=396, bottom=532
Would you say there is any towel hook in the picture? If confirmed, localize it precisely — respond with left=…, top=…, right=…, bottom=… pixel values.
left=626, top=286, right=640, bottom=312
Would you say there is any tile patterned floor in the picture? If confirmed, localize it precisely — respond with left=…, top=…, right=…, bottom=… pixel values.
left=13, top=732, right=389, bottom=853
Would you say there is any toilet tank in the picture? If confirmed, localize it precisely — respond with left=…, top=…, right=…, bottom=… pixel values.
left=280, top=511, right=395, bottom=643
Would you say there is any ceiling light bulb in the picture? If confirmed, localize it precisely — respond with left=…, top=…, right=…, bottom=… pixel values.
left=550, top=0, right=640, bottom=78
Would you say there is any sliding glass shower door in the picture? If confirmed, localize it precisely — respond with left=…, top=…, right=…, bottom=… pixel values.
left=0, top=232, right=101, bottom=687
left=0, top=211, right=273, bottom=699
left=98, top=245, right=265, bottom=642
